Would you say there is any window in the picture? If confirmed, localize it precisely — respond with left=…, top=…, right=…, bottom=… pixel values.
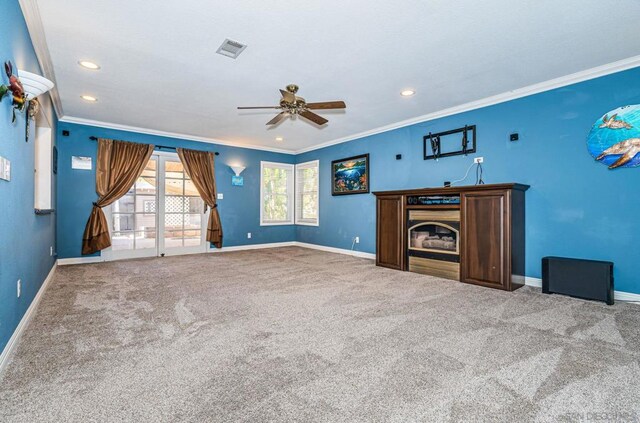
left=260, top=160, right=320, bottom=226
left=111, top=158, right=158, bottom=251
left=295, top=160, right=319, bottom=226
left=260, top=161, right=294, bottom=225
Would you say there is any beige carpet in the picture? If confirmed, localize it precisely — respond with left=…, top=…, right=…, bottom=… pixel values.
left=1, top=247, right=639, bottom=422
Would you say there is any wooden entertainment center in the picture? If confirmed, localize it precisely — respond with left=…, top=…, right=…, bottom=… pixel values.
left=374, top=183, right=529, bottom=291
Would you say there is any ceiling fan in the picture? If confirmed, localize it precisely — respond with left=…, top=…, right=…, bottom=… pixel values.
left=238, top=84, right=346, bottom=126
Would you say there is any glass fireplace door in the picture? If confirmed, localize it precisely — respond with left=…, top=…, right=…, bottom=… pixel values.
left=408, top=222, right=459, bottom=255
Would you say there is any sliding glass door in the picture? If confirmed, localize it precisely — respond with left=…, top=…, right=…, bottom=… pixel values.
left=105, top=152, right=209, bottom=260
left=109, top=157, right=159, bottom=260
left=159, top=155, right=209, bottom=256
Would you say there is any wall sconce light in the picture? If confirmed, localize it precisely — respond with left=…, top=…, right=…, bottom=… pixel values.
left=229, top=165, right=246, bottom=186
left=18, top=70, right=55, bottom=100
left=229, top=165, right=246, bottom=176
left=17, top=69, right=55, bottom=142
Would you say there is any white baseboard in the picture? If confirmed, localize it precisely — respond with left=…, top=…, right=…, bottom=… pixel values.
left=58, top=242, right=298, bottom=264
left=293, top=242, right=376, bottom=260
left=524, top=276, right=640, bottom=303
left=57, top=256, right=105, bottom=266
left=208, top=241, right=296, bottom=252
left=0, top=261, right=57, bottom=376
left=614, top=291, right=640, bottom=303
left=57, top=241, right=374, bottom=261
left=524, top=276, right=542, bottom=288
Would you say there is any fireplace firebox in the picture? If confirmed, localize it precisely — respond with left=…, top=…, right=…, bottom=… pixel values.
left=408, top=222, right=459, bottom=254
left=407, top=209, right=460, bottom=280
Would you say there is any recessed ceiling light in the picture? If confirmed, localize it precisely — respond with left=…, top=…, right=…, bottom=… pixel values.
left=275, top=137, right=284, bottom=142
left=401, top=89, right=415, bottom=97
left=78, top=60, right=100, bottom=70
left=80, top=95, right=98, bottom=102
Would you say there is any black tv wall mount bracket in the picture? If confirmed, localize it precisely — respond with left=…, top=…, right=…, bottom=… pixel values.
left=423, top=125, right=476, bottom=160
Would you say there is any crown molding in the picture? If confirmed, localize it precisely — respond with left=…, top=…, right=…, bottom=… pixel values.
left=19, top=0, right=64, bottom=119
left=294, top=55, right=640, bottom=154
left=59, top=116, right=296, bottom=154
left=61, top=52, right=640, bottom=157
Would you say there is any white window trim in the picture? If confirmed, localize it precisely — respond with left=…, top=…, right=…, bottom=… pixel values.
left=295, top=160, right=319, bottom=227
left=260, top=161, right=295, bottom=226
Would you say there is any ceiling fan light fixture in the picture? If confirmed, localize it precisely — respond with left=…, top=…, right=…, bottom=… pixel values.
left=78, top=60, right=100, bottom=70
left=238, top=84, right=345, bottom=126
left=401, top=89, right=416, bottom=97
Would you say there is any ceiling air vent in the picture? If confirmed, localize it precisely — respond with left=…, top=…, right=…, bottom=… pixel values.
left=216, top=39, right=247, bottom=59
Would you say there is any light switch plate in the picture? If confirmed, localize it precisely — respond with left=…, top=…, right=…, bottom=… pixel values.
left=0, top=156, right=11, bottom=181
left=217, top=193, right=223, bottom=200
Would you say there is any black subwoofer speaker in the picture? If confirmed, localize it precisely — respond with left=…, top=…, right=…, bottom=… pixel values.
left=542, top=257, right=614, bottom=305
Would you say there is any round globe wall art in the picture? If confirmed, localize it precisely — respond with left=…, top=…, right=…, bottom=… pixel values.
left=587, top=105, right=640, bottom=169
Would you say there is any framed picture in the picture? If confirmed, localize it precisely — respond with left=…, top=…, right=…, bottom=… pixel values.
left=71, top=156, right=92, bottom=170
left=331, top=153, right=369, bottom=196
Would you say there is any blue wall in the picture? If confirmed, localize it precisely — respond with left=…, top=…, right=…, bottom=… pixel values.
left=56, top=122, right=296, bottom=259
left=297, top=66, right=640, bottom=295
left=0, top=1, right=57, bottom=353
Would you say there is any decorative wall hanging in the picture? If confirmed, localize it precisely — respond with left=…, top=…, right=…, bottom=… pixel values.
left=331, top=154, right=369, bottom=195
left=587, top=105, right=640, bottom=169
left=52, top=145, right=58, bottom=174
left=0, top=63, right=54, bottom=142
left=423, top=125, right=476, bottom=160
left=72, top=156, right=92, bottom=170
left=0, top=61, right=26, bottom=123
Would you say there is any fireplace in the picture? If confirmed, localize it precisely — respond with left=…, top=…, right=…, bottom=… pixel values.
left=407, top=209, right=461, bottom=280
left=408, top=222, right=459, bottom=255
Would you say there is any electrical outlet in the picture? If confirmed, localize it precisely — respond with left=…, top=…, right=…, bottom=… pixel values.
left=474, top=157, right=484, bottom=164
left=17, top=279, right=21, bottom=298
left=50, top=246, right=53, bottom=256
left=354, top=236, right=360, bottom=244
left=247, top=232, right=252, bottom=239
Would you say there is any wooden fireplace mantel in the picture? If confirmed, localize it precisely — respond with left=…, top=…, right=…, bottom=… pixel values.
left=372, top=182, right=529, bottom=196
left=374, top=183, right=529, bottom=291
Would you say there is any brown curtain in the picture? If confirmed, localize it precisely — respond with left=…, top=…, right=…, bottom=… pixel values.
left=82, top=138, right=154, bottom=255
left=176, top=147, right=223, bottom=248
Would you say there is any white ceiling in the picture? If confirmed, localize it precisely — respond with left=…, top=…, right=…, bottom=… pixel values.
left=30, top=0, right=640, bottom=152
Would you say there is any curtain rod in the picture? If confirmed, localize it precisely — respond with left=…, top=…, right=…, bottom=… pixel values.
left=88, top=136, right=220, bottom=155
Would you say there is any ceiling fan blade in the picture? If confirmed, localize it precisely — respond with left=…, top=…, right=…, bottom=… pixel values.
left=280, top=89, right=296, bottom=104
left=306, top=101, right=346, bottom=110
left=237, top=106, right=281, bottom=109
left=300, top=110, right=328, bottom=125
left=266, top=111, right=288, bottom=125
